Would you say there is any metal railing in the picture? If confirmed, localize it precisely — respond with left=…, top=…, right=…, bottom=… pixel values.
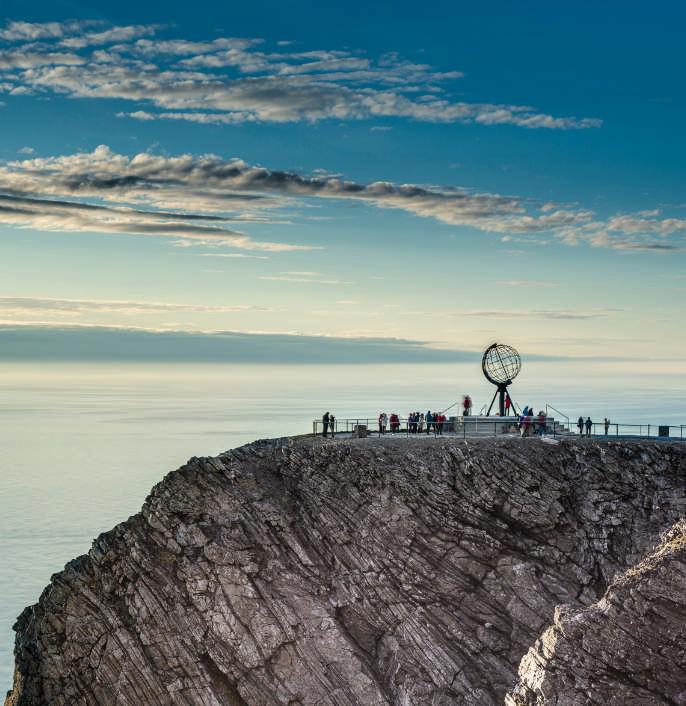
left=313, top=415, right=561, bottom=438
left=572, top=422, right=685, bottom=440
left=312, top=417, right=686, bottom=442
left=545, top=403, right=569, bottom=429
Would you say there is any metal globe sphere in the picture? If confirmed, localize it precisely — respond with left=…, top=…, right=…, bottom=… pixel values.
left=482, top=343, right=521, bottom=385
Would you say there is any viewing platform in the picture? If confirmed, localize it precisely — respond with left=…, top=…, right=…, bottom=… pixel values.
left=312, top=416, right=686, bottom=442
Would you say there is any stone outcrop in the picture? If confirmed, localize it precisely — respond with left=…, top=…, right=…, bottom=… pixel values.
left=506, top=519, right=686, bottom=706
left=5, top=437, right=686, bottom=705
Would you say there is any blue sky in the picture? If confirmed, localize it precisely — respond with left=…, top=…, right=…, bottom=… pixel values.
left=0, top=0, right=684, bottom=363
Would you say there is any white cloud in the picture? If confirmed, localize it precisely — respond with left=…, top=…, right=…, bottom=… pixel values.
left=59, top=24, right=161, bottom=49
left=197, top=253, right=269, bottom=259
left=0, top=296, right=270, bottom=316
left=458, top=308, right=622, bottom=320
left=0, top=19, right=602, bottom=130
left=0, top=145, right=684, bottom=253
left=259, top=276, right=353, bottom=284
left=0, top=20, right=94, bottom=41
left=495, top=280, right=556, bottom=287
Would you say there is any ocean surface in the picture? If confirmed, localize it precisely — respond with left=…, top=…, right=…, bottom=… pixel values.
left=2, top=360, right=685, bottom=690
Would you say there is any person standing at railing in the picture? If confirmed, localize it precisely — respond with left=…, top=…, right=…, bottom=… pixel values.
left=520, top=414, right=530, bottom=437
left=322, top=411, right=330, bottom=438
left=585, top=417, right=593, bottom=436
left=505, top=394, right=512, bottom=415
left=577, top=416, right=584, bottom=435
left=604, top=417, right=610, bottom=435
left=329, top=414, right=336, bottom=438
left=418, top=412, right=425, bottom=433
left=536, top=410, right=547, bottom=435
left=378, top=412, right=387, bottom=435
left=462, top=395, right=472, bottom=416
left=408, top=412, right=417, bottom=433
left=425, top=410, right=433, bottom=434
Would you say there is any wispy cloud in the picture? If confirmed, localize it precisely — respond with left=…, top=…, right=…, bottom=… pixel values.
left=1, top=146, right=684, bottom=253
left=0, top=296, right=270, bottom=316
left=458, top=308, right=622, bottom=320
left=0, top=151, right=312, bottom=251
left=0, top=20, right=95, bottom=41
left=0, top=20, right=601, bottom=129
left=197, top=253, right=270, bottom=259
left=259, top=275, right=353, bottom=284
left=495, top=280, right=556, bottom=287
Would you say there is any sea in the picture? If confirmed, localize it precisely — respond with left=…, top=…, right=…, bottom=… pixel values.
left=1, top=360, right=685, bottom=691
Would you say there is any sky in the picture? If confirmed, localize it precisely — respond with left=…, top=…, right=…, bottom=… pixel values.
left=0, top=0, right=684, bottom=364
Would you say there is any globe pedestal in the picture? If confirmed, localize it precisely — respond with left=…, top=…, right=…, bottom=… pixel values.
left=486, top=382, right=512, bottom=417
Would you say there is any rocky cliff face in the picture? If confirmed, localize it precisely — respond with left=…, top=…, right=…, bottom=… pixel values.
left=506, top=519, right=686, bottom=706
left=5, top=437, right=686, bottom=706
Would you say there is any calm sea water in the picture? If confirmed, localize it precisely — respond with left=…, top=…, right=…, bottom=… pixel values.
left=1, top=361, right=684, bottom=690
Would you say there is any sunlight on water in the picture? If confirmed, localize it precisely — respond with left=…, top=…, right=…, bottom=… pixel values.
left=1, top=361, right=684, bottom=688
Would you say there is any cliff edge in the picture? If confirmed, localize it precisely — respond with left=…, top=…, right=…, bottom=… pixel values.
left=5, top=436, right=686, bottom=705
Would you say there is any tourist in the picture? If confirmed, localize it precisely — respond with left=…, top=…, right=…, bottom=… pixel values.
left=536, top=410, right=547, bottom=435
left=462, top=395, right=472, bottom=416
left=390, top=412, right=399, bottom=433
left=418, top=412, right=425, bottom=433
left=322, top=411, right=330, bottom=438
left=426, top=410, right=433, bottom=434
left=577, top=416, right=584, bottom=435
left=409, top=412, right=417, bottom=433
left=585, top=417, right=593, bottom=436
left=520, top=413, right=530, bottom=437
left=378, top=412, right=385, bottom=435
left=505, top=394, right=512, bottom=415
left=329, top=414, right=336, bottom=438
left=604, top=417, right=610, bottom=435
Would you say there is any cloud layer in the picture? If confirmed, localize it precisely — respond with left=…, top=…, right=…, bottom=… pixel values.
left=1, top=145, right=685, bottom=252
left=0, top=19, right=601, bottom=129
left=0, top=323, right=468, bottom=363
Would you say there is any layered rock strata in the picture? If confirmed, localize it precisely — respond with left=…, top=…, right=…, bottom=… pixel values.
left=506, top=519, right=686, bottom=706
left=6, top=437, right=686, bottom=705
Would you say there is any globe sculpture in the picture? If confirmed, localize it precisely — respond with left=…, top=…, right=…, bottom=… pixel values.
left=482, top=343, right=521, bottom=416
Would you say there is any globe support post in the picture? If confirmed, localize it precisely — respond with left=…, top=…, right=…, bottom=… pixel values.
left=486, top=382, right=511, bottom=417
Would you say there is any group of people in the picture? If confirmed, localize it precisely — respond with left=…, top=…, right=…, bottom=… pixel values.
left=577, top=416, right=611, bottom=436
left=321, top=411, right=336, bottom=437
left=378, top=411, right=448, bottom=435
left=518, top=406, right=548, bottom=437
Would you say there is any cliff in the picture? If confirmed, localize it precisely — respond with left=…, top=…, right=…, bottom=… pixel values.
left=505, top=519, right=686, bottom=706
left=5, top=436, right=686, bottom=705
